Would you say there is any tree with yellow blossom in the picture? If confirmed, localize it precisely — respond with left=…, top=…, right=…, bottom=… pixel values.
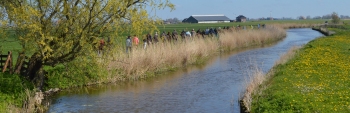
left=0, top=0, right=174, bottom=87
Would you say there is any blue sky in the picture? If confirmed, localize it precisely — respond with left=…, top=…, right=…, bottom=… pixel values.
left=148, top=0, right=350, bottom=20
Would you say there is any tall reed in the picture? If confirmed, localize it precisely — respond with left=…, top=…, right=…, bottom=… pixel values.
left=107, top=25, right=286, bottom=81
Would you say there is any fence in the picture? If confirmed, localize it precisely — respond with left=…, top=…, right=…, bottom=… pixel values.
left=0, top=51, right=13, bottom=74
left=0, top=51, right=29, bottom=75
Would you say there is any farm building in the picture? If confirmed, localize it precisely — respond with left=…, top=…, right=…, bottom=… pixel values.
left=236, top=15, right=247, bottom=22
left=182, top=15, right=231, bottom=23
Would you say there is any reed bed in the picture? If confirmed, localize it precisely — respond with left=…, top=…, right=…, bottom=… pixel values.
left=107, top=25, right=286, bottom=81
left=270, top=23, right=322, bottom=29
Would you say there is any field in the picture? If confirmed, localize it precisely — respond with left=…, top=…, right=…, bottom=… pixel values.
left=249, top=25, right=350, bottom=112
left=157, top=19, right=330, bottom=33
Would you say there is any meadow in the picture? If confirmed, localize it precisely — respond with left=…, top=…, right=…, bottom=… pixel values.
left=0, top=19, right=347, bottom=112
left=245, top=25, right=350, bottom=112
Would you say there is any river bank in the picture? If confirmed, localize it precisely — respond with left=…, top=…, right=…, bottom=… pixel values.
left=243, top=25, right=350, bottom=112
left=1, top=24, right=321, bottom=112
left=47, top=28, right=325, bottom=112
left=106, top=26, right=286, bottom=82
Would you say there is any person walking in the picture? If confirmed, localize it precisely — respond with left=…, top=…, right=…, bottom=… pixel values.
left=143, top=38, right=147, bottom=50
left=172, top=29, right=178, bottom=41
left=162, top=31, right=166, bottom=42
left=191, top=29, right=196, bottom=38
left=126, top=36, right=132, bottom=53
left=133, top=35, right=139, bottom=48
left=146, top=33, right=152, bottom=45
left=154, top=32, right=159, bottom=43
left=186, top=30, right=191, bottom=37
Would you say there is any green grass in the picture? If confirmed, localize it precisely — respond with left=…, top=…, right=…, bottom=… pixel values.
left=0, top=19, right=349, bottom=111
left=0, top=72, right=34, bottom=112
left=114, top=19, right=347, bottom=47
left=251, top=25, right=350, bottom=112
left=157, top=19, right=330, bottom=32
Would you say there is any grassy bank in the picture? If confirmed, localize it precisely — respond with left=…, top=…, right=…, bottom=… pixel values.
left=0, top=22, right=311, bottom=112
left=246, top=25, right=350, bottom=112
left=0, top=73, right=40, bottom=112
left=106, top=26, right=286, bottom=81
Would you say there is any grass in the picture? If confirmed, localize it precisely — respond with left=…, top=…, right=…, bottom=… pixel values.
left=248, top=25, right=350, bottom=112
left=241, top=46, right=301, bottom=112
left=107, top=25, right=286, bottom=81
left=0, top=72, right=35, bottom=113
left=115, top=19, right=349, bottom=47
left=0, top=20, right=341, bottom=112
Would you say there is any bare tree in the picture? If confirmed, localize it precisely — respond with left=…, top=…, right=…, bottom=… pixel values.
left=331, top=12, right=340, bottom=24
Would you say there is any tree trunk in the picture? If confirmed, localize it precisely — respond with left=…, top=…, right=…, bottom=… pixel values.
left=26, top=53, right=46, bottom=90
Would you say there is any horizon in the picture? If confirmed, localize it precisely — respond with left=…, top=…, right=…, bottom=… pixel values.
left=147, top=0, right=350, bottom=20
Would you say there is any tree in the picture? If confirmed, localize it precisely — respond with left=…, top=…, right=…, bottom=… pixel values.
left=306, top=15, right=311, bottom=20
left=331, top=12, right=340, bottom=24
left=0, top=0, right=174, bottom=87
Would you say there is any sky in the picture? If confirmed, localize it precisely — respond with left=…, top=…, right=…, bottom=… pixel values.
left=148, top=0, right=350, bottom=20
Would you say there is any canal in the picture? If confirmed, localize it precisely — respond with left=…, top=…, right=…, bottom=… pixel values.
left=48, top=28, right=323, bottom=113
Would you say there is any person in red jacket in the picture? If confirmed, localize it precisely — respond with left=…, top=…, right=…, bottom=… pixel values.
left=133, top=35, right=139, bottom=48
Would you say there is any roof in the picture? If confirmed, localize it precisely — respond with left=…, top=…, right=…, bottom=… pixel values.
left=236, top=15, right=247, bottom=19
left=191, top=15, right=231, bottom=21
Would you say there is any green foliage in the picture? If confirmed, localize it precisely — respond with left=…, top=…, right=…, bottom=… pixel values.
left=44, top=56, right=109, bottom=89
left=0, top=73, right=34, bottom=112
left=0, top=0, right=174, bottom=87
left=252, top=25, right=350, bottom=112
left=331, top=12, right=340, bottom=24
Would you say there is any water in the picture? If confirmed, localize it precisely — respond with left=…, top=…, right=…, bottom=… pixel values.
left=47, top=28, right=323, bottom=113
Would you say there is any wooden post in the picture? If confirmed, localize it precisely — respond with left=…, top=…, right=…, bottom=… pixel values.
left=1, top=51, right=13, bottom=73
left=15, top=53, right=24, bottom=74
left=9, top=51, right=13, bottom=74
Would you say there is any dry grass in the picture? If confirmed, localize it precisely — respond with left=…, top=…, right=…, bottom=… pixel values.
left=241, top=46, right=301, bottom=112
left=107, top=25, right=286, bottom=81
left=242, top=66, right=265, bottom=112
left=274, top=46, right=301, bottom=65
left=7, top=89, right=45, bottom=113
left=270, top=23, right=321, bottom=29
left=219, top=26, right=286, bottom=51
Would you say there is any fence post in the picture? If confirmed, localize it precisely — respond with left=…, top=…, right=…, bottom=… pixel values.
left=9, top=51, right=13, bottom=74
left=0, top=52, right=2, bottom=68
left=1, top=51, right=13, bottom=73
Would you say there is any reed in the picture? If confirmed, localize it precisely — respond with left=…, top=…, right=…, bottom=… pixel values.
left=242, top=65, right=265, bottom=112
left=240, top=46, right=301, bottom=112
left=270, top=23, right=322, bottom=29
left=6, top=89, right=45, bottom=113
left=219, top=26, right=286, bottom=51
left=107, top=25, right=286, bottom=81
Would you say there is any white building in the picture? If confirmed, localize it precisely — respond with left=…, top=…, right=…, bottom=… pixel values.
left=182, top=15, right=231, bottom=23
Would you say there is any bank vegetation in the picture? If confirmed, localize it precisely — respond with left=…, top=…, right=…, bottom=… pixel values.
left=242, top=25, right=350, bottom=112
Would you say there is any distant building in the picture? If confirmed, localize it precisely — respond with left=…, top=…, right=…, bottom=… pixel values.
left=182, top=18, right=188, bottom=23
left=236, top=15, right=247, bottom=22
left=182, top=15, right=231, bottom=23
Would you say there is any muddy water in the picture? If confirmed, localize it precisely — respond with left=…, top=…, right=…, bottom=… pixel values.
left=47, top=29, right=323, bottom=113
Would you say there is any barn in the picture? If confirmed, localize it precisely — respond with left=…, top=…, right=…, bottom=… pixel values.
left=236, top=15, right=247, bottom=22
left=182, top=15, right=231, bottom=23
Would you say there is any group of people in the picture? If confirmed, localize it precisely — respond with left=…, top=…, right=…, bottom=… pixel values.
left=98, top=24, right=267, bottom=54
